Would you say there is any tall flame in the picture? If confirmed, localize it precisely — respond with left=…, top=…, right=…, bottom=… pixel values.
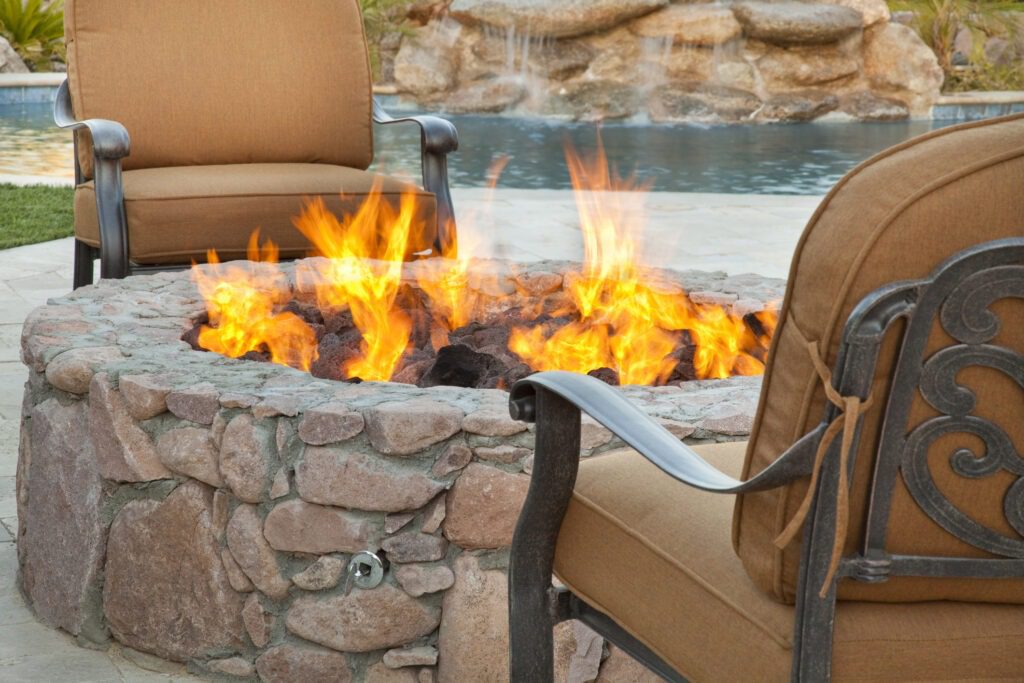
left=190, top=142, right=776, bottom=387
left=191, top=231, right=318, bottom=371
left=293, top=185, right=420, bottom=381
left=414, top=155, right=509, bottom=335
left=508, top=139, right=775, bottom=384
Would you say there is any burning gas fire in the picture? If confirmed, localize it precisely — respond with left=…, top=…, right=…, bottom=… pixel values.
left=292, top=187, right=417, bottom=382
left=508, top=140, right=774, bottom=384
left=191, top=232, right=318, bottom=371
left=190, top=142, right=777, bottom=387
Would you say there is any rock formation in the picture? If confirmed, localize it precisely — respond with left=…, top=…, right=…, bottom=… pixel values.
left=390, top=0, right=944, bottom=122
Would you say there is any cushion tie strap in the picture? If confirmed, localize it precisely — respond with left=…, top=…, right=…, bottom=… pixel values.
left=773, top=340, right=874, bottom=598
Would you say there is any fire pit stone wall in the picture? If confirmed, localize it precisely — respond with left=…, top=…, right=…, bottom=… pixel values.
left=16, top=261, right=781, bottom=681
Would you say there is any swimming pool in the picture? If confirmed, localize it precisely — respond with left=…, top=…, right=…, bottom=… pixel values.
left=1, top=100, right=954, bottom=194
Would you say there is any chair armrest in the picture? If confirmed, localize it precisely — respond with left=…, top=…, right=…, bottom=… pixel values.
left=372, top=98, right=458, bottom=155
left=372, top=98, right=458, bottom=255
left=510, top=371, right=820, bottom=494
left=53, top=79, right=130, bottom=161
left=506, top=370, right=820, bottom=681
left=53, top=79, right=131, bottom=279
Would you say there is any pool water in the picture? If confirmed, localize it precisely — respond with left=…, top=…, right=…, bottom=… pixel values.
left=2, top=101, right=954, bottom=194
left=0, top=102, right=75, bottom=179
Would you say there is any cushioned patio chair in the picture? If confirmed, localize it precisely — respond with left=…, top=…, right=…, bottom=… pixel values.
left=508, top=113, right=1024, bottom=681
left=56, top=0, right=457, bottom=289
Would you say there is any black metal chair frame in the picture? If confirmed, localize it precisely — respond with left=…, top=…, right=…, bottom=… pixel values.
left=54, top=80, right=459, bottom=289
left=507, top=237, right=1024, bottom=682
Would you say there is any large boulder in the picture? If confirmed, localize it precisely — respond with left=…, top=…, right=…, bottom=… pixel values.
left=19, top=399, right=107, bottom=642
left=863, top=23, right=944, bottom=114
left=839, top=90, right=910, bottom=120
left=650, top=82, right=762, bottom=123
left=395, top=23, right=462, bottom=96
left=555, top=79, right=642, bottom=120
left=470, top=33, right=595, bottom=80
left=663, top=46, right=716, bottom=82
left=445, top=79, right=528, bottom=113
left=581, top=27, right=643, bottom=83
left=0, top=36, right=28, bottom=73
left=450, top=0, right=668, bottom=39
left=732, top=2, right=863, bottom=45
left=757, top=90, right=839, bottom=121
left=754, top=43, right=862, bottom=89
left=629, top=5, right=742, bottom=47
left=103, top=482, right=246, bottom=661
left=823, top=0, right=890, bottom=26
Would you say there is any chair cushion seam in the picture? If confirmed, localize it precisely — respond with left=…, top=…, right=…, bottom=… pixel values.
left=838, top=633, right=1024, bottom=645
left=569, top=489, right=793, bottom=649
left=555, top=572, right=790, bottom=680
left=78, top=189, right=433, bottom=201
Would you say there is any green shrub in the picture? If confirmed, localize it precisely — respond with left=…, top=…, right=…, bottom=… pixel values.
left=360, top=0, right=414, bottom=79
left=0, top=0, right=64, bottom=71
left=946, top=61, right=1024, bottom=90
left=889, top=0, right=1024, bottom=91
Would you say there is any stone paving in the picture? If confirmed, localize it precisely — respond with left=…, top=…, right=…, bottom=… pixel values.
left=0, top=187, right=817, bottom=681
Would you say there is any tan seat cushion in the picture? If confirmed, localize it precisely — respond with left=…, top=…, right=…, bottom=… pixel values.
left=74, top=163, right=436, bottom=264
left=65, top=0, right=373, bottom=178
left=555, top=444, right=1024, bottom=682
left=735, top=113, right=1024, bottom=604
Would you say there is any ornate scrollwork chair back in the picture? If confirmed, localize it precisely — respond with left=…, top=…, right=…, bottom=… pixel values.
left=506, top=111, right=1024, bottom=683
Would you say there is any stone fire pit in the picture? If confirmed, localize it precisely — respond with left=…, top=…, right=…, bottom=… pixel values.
left=16, top=260, right=781, bottom=681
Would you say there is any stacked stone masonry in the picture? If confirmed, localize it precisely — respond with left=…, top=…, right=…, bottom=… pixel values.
left=390, top=0, right=944, bottom=122
left=16, top=260, right=778, bottom=681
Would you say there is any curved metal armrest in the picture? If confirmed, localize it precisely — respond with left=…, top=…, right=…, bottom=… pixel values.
left=54, top=79, right=131, bottom=280
left=53, top=80, right=130, bottom=160
left=510, top=371, right=819, bottom=494
left=372, top=98, right=458, bottom=255
left=372, top=98, right=458, bottom=155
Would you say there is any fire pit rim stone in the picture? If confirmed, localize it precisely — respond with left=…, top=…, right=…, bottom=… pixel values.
left=26, top=258, right=781, bottom=437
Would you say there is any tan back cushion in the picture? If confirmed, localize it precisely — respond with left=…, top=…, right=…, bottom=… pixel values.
left=65, top=0, right=373, bottom=179
left=734, top=113, right=1024, bottom=604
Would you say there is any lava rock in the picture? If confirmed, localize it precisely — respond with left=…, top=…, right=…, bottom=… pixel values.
left=419, top=344, right=508, bottom=389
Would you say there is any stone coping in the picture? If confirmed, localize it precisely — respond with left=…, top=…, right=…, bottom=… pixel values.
left=21, top=258, right=778, bottom=435
left=936, top=91, right=1024, bottom=105
left=0, top=72, right=65, bottom=88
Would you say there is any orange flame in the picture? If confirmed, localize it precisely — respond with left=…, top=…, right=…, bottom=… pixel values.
left=190, top=143, right=776, bottom=387
left=191, top=231, right=318, bottom=371
left=508, top=139, right=776, bottom=384
left=415, top=155, right=509, bottom=334
left=293, top=185, right=422, bottom=382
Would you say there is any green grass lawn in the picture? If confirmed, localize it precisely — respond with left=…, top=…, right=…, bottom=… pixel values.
left=0, top=183, right=74, bottom=250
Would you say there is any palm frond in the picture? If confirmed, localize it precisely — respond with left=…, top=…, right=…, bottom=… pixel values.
left=0, top=0, right=64, bottom=70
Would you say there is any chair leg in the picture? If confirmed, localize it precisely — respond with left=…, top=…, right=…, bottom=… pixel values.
left=73, top=239, right=95, bottom=289
left=508, top=557, right=557, bottom=682
left=508, top=388, right=582, bottom=682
